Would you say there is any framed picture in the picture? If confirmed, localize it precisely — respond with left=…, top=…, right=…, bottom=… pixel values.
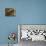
left=5, top=8, right=16, bottom=16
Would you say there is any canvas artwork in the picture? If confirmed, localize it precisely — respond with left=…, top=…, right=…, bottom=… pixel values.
left=5, top=8, right=16, bottom=16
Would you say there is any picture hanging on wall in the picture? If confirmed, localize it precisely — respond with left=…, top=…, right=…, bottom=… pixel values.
left=5, top=8, right=16, bottom=16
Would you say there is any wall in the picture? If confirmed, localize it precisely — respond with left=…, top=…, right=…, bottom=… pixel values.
left=0, top=0, right=46, bottom=44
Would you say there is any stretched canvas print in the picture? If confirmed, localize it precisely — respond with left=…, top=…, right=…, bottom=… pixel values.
left=5, top=8, right=16, bottom=16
